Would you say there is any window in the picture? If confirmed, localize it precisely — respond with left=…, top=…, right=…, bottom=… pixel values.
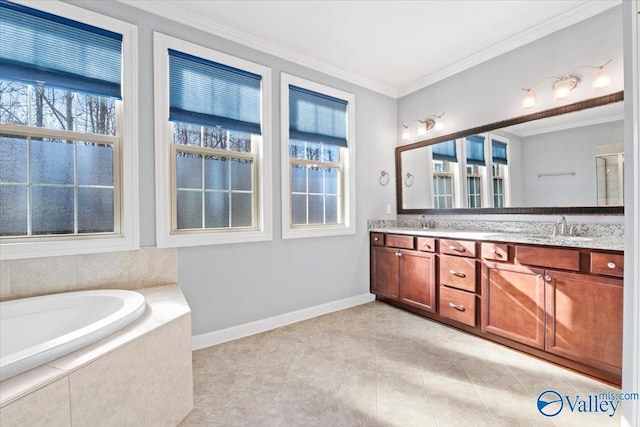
left=0, top=1, right=138, bottom=260
left=154, top=33, right=272, bottom=247
left=492, top=164, right=505, bottom=208
left=281, top=74, right=355, bottom=239
left=465, top=135, right=486, bottom=208
left=491, top=136, right=510, bottom=208
left=431, top=140, right=457, bottom=209
left=433, top=160, right=455, bottom=208
left=466, top=165, right=482, bottom=208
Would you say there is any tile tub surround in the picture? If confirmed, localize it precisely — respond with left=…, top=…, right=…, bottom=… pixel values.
left=368, top=219, right=625, bottom=251
left=181, top=301, right=620, bottom=426
left=0, top=284, right=193, bottom=427
left=0, top=246, right=177, bottom=302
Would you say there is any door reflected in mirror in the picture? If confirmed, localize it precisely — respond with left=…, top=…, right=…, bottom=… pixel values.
left=596, top=143, right=624, bottom=206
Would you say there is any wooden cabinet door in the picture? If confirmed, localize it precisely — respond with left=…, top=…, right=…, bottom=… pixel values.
left=371, top=247, right=400, bottom=299
left=545, top=270, right=623, bottom=373
left=482, top=262, right=546, bottom=349
left=399, top=250, right=436, bottom=312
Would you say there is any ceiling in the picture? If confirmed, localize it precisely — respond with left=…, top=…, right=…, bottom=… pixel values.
left=123, top=0, right=621, bottom=98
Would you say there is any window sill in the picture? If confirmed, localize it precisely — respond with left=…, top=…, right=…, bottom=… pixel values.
left=0, top=234, right=139, bottom=260
left=282, top=224, right=355, bottom=240
left=156, top=228, right=272, bottom=248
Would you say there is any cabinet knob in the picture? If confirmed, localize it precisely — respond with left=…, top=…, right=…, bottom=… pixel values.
left=490, top=249, right=503, bottom=258
left=544, top=275, right=552, bottom=282
left=449, top=270, right=466, bottom=278
left=607, top=262, right=616, bottom=269
left=374, top=237, right=379, bottom=241
left=449, top=245, right=465, bottom=252
left=449, top=302, right=466, bottom=312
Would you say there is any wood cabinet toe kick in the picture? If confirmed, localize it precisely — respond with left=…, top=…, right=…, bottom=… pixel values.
left=370, top=231, right=624, bottom=386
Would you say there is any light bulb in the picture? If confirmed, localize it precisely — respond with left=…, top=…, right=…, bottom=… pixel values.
left=417, top=121, right=427, bottom=136
left=401, top=125, right=410, bottom=140
left=592, top=68, right=611, bottom=90
left=522, top=90, right=536, bottom=109
left=434, top=120, right=444, bottom=132
left=553, top=76, right=580, bottom=100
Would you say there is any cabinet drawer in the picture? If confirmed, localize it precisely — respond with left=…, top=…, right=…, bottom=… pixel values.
left=417, top=237, right=436, bottom=252
left=371, top=233, right=384, bottom=246
left=515, top=246, right=580, bottom=271
left=440, top=255, right=477, bottom=292
left=439, top=286, right=477, bottom=327
left=481, top=243, right=509, bottom=262
left=386, top=234, right=414, bottom=250
left=440, top=239, right=476, bottom=258
left=591, top=252, right=624, bottom=278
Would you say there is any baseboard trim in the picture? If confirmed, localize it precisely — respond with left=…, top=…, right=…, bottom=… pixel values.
left=191, top=293, right=375, bottom=351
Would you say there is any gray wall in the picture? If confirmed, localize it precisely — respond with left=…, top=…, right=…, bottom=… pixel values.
left=397, top=6, right=623, bottom=145
left=520, top=120, right=624, bottom=206
left=68, top=1, right=397, bottom=335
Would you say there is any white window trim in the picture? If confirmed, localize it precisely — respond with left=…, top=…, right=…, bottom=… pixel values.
left=488, top=133, right=512, bottom=207
left=0, top=0, right=139, bottom=260
left=280, top=73, right=356, bottom=239
left=153, top=32, right=272, bottom=248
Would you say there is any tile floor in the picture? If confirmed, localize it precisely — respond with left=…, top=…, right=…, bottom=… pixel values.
left=180, top=301, right=621, bottom=426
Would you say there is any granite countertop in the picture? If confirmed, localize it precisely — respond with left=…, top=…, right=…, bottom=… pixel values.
left=368, top=220, right=624, bottom=252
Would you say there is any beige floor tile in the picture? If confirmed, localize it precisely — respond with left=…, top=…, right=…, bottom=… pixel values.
left=185, top=301, right=619, bottom=426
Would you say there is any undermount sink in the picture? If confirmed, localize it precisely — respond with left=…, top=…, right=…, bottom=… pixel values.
left=515, top=233, right=594, bottom=243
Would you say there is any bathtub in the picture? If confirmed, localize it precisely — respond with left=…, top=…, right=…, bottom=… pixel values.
left=0, top=289, right=145, bottom=381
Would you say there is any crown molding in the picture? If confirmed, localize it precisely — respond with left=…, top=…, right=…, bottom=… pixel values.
left=118, top=0, right=398, bottom=98
left=396, top=0, right=622, bottom=98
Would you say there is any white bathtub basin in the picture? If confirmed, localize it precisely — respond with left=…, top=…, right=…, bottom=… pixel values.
left=0, top=289, right=145, bottom=381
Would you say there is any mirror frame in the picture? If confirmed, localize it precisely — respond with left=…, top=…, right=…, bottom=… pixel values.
left=395, top=91, right=625, bottom=216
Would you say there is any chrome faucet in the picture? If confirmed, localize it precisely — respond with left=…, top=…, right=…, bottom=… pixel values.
left=417, top=215, right=426, bottom=229
left=553, top=215, right=575, bottom=236
left=557, top=215, right=567, bottom=236
left=417, top=215, right=435, bottom=230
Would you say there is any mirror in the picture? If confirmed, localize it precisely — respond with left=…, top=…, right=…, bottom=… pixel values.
left=396, top=92, right=624, bottom=215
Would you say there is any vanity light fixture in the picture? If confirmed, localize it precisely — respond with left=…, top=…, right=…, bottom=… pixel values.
left=553, top=75, right=581, bottom=100
left=417, top=119, right=434, bottom=136
left=401, top=125, right=410, bottom=140
left=592, top=65, right=612, bottom=90
left=433, top=113, right=445, bottom=131
left=521, top=60, right=612, bottom=109
left=522, top=89, right=537, bottom=109
left=417, top=113, right=445, bottom=135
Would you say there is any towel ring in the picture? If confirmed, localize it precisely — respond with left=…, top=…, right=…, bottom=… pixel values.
left=405, top=172, right=414, bottom=187
left=379, top=170, right=390, bottom=186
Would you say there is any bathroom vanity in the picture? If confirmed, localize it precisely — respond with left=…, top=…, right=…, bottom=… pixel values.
left=369, top=225, right=624, bottom=386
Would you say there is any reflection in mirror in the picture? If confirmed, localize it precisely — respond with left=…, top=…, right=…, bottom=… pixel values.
left=596, top=142, right=624, bottom=206
left=396, top=93, right=624, bottom=214
left=401, top=146, right=430, bottom=209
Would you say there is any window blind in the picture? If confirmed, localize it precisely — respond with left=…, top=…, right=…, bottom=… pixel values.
left=289, top=85, right=348, bottom=147
left=466, top=135, right=486, bottom=166
left=492, top=140, right=508, bottom=165
left=432, top=140, right=457, bottom=163
left=0, top=0, right=123, bottom=99
left=168, top=49, right=262, bottom=135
